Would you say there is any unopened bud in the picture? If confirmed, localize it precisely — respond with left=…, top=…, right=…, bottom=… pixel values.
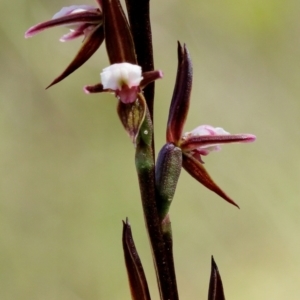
left=155, top=143, right=182, bottom=220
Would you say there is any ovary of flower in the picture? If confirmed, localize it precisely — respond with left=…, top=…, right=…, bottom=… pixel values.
left=100, top=63, right=143, bottom=103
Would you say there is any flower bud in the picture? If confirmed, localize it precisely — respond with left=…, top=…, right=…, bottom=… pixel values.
left=155, top=143, right=182, bottom=220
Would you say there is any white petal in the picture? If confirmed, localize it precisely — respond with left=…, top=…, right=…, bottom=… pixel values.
left=100, top=63, right=143, bottom=90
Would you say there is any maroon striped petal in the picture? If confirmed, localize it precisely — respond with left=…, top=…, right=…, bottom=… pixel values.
left=84, top=83, right=105, bottom=94
left=166, top=42, right=193, bottom=144
left=180, top=134, right=256, bottom=152
left=140, top=70, right=163, bottom=89
left=46, top=25, right=104, bottom=88
left=182, top=153, right=239, bottom=208
left=102, top=0, right=137, bottom=64
left=59, top=23, right=90, bottom=41
left=25, top=12, right=102, bottom=38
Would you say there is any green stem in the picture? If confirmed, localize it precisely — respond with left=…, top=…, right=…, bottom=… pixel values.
left=135, top=113, right=179, bottom=300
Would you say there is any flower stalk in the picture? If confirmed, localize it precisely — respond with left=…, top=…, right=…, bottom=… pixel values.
left=135, top=110, right=179, bottom=300
left=123, top=0, right=179, bottom=297
left=25, top=0, right=256, bottom=298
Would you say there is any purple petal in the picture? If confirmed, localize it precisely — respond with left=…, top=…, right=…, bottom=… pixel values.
left=166, top=42, right=193, bottom=144
left=25, top=12, right=102, bottom=38
left=84, top=83, right=105, bottom=94
left=182, top=153, right=239, bottom=208
left=102, top=0, right=137, bottom=64
left=59, top=23, right=91, bottom=42
left=140, top=70, right=163, bottom=89
left=46, top=25, right=104, bottom=89
left=180, top=134, right=256, bottom=152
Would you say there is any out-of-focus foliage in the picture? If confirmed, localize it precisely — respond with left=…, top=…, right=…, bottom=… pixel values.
left=1, top=0, right=300, bottom=299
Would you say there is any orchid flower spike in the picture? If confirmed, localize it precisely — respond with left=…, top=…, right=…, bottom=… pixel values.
left=25, top=4, right=104, bottom=88
left=156, top=42, right=256, bottom=210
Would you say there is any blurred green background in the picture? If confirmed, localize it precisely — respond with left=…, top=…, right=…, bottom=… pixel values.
left=1, top=0, right=300, bottom=299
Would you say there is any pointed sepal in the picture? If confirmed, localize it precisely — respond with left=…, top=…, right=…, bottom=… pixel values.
left=102, top=0, right=136, bottom=64
left=84, top=83, right=105, bottom=94
left=47, top=25, right=104, bottom=88
left=117, top=93, right=146, bottom=145
left=122, top=218, right=151, bottom=300
left=156, top=143, right=182, bottom=220
left=167, top=42, right=193, bottom=144
left=25, top=11, right=102, bottom=38
left=208, top=256, right=226, bottom=300
left=140, top=70, right=164, bottom=89
left=180, top=125, right=256, bottom=155
left=182, top=153, right=239, bottom=208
